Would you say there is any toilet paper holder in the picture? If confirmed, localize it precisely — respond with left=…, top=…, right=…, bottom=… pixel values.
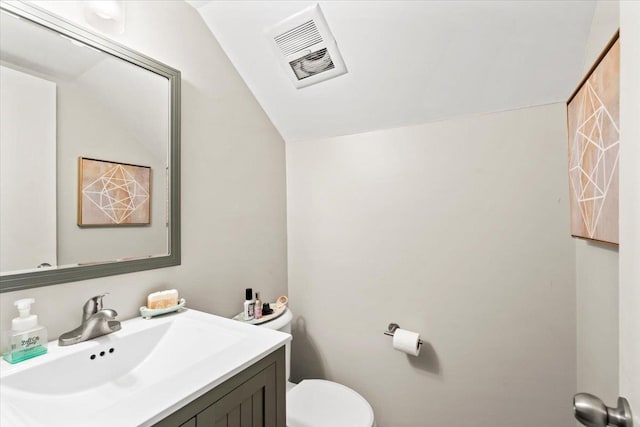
left=383, top=323, right=423, bottom=346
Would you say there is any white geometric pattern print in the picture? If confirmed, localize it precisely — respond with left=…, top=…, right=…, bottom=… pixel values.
left=568, top=81, right=620, bottom=239
left=82, top=164, right=150, bottom=224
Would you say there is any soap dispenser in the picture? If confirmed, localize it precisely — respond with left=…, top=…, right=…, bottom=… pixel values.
left=3, top=298, right=48, bottom=364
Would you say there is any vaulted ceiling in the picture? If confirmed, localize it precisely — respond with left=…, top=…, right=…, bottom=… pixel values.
left=189, top=1, right=596, bottom=142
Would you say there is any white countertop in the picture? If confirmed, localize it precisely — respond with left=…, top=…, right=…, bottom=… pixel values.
left=0, top=308, right=291, bottom=426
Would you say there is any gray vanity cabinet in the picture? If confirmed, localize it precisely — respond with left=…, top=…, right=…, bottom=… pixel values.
left=155, top=346, right=286, bottom=427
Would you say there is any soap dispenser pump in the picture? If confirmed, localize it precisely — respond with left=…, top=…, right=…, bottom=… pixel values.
left=3, top=298, right=48, bottom=364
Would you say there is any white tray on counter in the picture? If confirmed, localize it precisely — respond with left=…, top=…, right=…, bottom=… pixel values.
left=232, top=303, right=286, bottom=325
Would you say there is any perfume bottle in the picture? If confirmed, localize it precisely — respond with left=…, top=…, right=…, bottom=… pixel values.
left=254, top=292, right=262, bottom=319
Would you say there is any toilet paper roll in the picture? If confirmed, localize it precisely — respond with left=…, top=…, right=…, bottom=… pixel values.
left=392, top=328, right=421, bottom=356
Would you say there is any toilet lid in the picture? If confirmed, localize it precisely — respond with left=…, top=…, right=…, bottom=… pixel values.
left=287, top=380, right=375, bottom=427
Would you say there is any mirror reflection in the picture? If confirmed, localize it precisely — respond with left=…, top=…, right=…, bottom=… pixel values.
left=0, top=8, right=170, bottom=275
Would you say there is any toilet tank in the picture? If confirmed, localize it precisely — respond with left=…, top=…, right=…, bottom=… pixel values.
left=259, top=308, right=292, bottom=381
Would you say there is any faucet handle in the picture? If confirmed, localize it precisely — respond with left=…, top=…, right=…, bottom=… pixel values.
left=83, top=293, right=109, bottom=320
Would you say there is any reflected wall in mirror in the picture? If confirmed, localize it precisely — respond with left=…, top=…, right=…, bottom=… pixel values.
left=0, top=2, right=180, bottom=292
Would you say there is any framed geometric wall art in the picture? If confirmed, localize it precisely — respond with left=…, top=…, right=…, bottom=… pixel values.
left=566, top=31, right=619, bottom=245
left=78, top=157, right=151, bottom=226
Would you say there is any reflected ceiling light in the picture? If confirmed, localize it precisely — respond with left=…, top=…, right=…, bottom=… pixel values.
left=85, top=1, right=122, bottom=20
left=83, top=1, right=125, bottom=34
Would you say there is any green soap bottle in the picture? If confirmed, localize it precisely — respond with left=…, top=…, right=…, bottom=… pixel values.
left=3, top=298, right=48, bottom=364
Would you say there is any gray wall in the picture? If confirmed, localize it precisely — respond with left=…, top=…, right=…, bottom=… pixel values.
left=576, top=0, right=620, bottom=405
left=286, top=103, right=576, bottom=427
left=0, top=0, right=287, bottom=339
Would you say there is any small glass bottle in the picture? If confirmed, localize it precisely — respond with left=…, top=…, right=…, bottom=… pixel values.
left=254, top=292, right=262, bottom=319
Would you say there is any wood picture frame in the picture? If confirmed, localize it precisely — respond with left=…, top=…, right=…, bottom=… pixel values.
left=566, top=31, right=620, bottom=245
left=78, top=157, right=151, bottom=226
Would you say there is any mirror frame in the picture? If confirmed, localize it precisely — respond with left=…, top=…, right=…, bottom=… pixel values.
left=0, top=1, right=181, bottom=292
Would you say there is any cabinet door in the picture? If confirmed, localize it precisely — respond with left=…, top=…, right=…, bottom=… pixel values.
left=197, top=363, right=277, bottom=427
left=179, top=418, right=196, bottom=427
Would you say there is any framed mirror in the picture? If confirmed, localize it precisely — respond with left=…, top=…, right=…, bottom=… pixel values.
left=0, top=2, right=181, bottom=292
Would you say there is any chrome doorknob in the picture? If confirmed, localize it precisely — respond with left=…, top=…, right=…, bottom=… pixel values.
left=574, top=393, right=634, bottom=427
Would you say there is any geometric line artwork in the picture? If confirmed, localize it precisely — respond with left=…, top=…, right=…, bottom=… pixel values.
left=82, top=164, right=150, bottom=224
left=78, top=157, right=151, bottom=226
left=566, top=34, right=619, bottom=245
left=568, top=81, right=619, bottom=238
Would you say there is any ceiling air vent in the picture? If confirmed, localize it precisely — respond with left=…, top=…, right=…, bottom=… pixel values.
left=266, top=4, right=347, bottom=89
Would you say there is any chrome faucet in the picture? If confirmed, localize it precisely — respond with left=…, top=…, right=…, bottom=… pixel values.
left=58, top=294, right=121, bottom=346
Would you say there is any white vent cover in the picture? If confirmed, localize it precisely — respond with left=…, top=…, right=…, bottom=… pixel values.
left=266, top=4, right=347, bottom=89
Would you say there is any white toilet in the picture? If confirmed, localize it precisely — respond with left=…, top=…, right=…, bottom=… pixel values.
left=259, top=309, right=376, bottom=427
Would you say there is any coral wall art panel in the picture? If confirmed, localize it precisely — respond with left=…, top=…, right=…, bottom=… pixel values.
left=567, top=33, right=619, bottom=245
left=78, top=157, right=151, bottom=226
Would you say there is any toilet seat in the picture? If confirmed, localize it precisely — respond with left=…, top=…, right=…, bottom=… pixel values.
left=287, top=379, right=375, bottom=427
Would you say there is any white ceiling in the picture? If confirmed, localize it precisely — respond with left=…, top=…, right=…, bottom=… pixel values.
left=189, top=1, right=596, bottom=142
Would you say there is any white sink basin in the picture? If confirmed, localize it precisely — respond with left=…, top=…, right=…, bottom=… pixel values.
left=0, top=308, right=290, bottom=426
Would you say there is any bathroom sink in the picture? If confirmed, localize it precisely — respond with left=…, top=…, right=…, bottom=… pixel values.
left=0, top=308, right=290, bottom=426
